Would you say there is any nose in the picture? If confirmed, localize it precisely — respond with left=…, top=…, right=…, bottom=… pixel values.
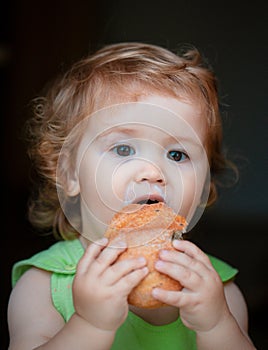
left=135, top=160, right=165, bottom=185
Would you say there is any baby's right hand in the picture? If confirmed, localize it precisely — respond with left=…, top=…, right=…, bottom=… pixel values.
left=72, top=237, right=148, bottom=332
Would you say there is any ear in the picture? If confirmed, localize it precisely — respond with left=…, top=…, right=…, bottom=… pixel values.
left=57, top=153, right=80, bottom=197
left=65, top=172, right=80, bottom=196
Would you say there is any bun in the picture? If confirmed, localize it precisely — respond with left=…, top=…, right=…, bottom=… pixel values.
left=104, top=202, right=187, bottom=308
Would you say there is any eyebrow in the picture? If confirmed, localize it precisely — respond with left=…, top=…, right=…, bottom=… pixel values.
left=96, top=125, right=204, bottom=149
left=96, top=126, right=140, bottom=139
left=163, top=134, right=203, bottom=147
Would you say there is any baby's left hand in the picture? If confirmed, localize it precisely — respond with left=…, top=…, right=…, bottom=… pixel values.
left=152, top=240, right=231, bottom=332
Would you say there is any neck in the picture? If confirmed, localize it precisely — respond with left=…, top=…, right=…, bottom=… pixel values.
left=129, top=304, right=179, bottom=326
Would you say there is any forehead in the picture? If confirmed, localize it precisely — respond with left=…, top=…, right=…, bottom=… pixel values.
left=85, top=96, right=207, bottom=144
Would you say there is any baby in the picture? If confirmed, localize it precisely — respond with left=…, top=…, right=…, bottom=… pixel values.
left=8, top=42, right=256, bottom=349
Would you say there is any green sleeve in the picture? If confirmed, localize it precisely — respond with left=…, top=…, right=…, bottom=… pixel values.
left=208, top=255, right=238, bottom=282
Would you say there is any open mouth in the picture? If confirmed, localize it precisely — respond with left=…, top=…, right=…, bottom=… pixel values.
left=137, top=199, right=160, bottom=205
left=134, top=195, right=165, bottom=205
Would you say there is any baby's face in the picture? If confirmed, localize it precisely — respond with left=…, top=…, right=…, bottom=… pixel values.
left=61, top=95, right=210, bottom=241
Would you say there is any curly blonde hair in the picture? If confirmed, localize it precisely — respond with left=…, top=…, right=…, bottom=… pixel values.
left=26, top=42, right=231, bottom=240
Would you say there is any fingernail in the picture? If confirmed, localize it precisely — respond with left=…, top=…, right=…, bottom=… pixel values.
left=160, top=249, right=168, bottom=257
left=152, top=288, right=160, bottom=296
left=98, top=237, right=108, bottom=245
left=172, top=239, right=181, bottom=248
left=155, top=260, right=164, bottom=268
left=116, top=240, right=127, bottom=248
left=138, top=257, right=146, bottom=264
left=142, top=267, right=149, bottom=274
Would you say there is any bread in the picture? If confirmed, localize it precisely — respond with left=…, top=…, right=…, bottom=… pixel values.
left=104, top=202, right=187, bottom=308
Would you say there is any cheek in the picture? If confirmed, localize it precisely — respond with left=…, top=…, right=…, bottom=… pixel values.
left=77, top=154, right=122, bottom=236
left=79, top=155, right=118, bottom=207
left=172, top=161, right=209, bottom=218
left=110, top=161, right=136, bottom=202
left=79, top=151, right=134, bottom=212
left=173, top=171, right=197, bottom=215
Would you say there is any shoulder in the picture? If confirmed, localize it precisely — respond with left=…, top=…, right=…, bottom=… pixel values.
left=9, top=267, right=53, bottom=311
left=8, top=267, right=64, bottom=349
left=12, top=239, right=84, bottom=287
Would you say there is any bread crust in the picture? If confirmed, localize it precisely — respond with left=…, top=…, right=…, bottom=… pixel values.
left=105, top=203, right=187, bottom=308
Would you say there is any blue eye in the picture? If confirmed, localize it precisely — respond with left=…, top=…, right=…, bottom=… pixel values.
left=168, top=150, right=188, bottom=162
left=111, top=144, right=135, bottom=157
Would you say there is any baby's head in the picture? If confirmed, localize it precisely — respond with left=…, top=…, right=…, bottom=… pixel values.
left=27, top=42, right=226, bottom=239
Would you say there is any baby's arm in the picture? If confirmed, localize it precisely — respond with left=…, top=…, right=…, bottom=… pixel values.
left=8, top=267, right=66, bottom=349
left=8, top=238, right=148, bottom=350
left=8, top=267, right=116, bottom=350
left=153, top=240, right=256, bottom=350
left=195, top=281, right=256, bottom=350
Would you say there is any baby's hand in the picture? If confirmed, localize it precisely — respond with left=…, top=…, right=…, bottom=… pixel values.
left=73, top=237, right=148, bottom=332
left=153, top=240, right=230, bottom=332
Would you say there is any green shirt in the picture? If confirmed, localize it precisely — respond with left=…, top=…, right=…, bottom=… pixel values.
left=12, top=239, right=238, bottom=350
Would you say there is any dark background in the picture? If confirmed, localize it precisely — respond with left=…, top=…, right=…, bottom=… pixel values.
left=2, top=1, right=267, bottom=349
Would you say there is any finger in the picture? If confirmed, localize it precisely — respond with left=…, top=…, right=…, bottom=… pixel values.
left=92, top=241, right=127, bottom=275
left=155, top=260, right=201, bottom=290
left=152, top=287, right=189, bottom=308
left=172, top=240, right=213, bottom=270
left=104, top=257, right=147, bottom=285
left=115, top=267, right=149, bottom=295
left=77, top=237, right=108, bottom=274
left=159, top=249, right=209, bottom=278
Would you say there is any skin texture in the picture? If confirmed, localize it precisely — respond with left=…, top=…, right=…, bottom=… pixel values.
left=65, top=96, right=209, bottom=240
left=7, top=95, right=256, bottom=349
